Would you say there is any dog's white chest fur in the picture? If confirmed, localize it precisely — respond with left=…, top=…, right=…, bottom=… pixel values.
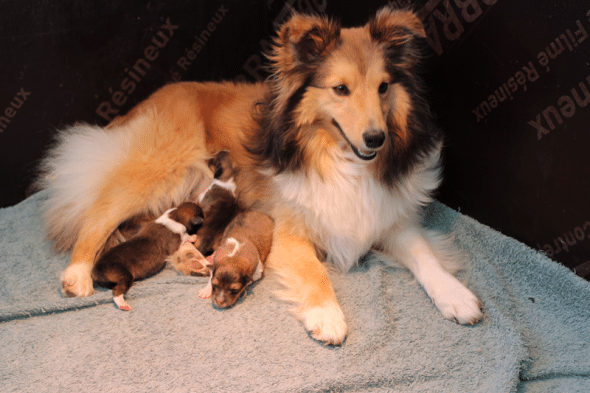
left=275, top=149, right=440, bottom=271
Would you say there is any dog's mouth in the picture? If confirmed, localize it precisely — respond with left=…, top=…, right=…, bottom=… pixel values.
left=331, top=119, right=377, bottom=161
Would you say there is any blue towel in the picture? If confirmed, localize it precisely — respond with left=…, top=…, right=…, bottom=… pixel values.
left=1, top=191, right=589, bottom=392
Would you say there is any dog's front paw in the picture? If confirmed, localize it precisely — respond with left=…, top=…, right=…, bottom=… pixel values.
left=61, top=263, right=95, bottom=297
left=431, top=276, right=483, bottom=325
left=300, top=302, right=347, bottom=345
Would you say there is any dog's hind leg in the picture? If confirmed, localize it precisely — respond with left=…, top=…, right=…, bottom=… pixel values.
left=61, top=160, right=208, bottom=297
left=53, top=98, right=212, bottom=297
left=266, top=223, right=347, bottom=345
left=62, top=196, right=146, bottom=297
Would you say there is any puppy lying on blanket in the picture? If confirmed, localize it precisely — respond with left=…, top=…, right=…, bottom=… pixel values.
left=199, top=210, right=274, bottom=309
left=92, top=202, right=204, bottom=310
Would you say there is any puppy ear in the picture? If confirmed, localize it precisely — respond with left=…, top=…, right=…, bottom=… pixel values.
left=187, top=216, right=204, bottom=233
left=270, top=12, right=340, bottom=73
left=369, top=7, right=425, bottom=70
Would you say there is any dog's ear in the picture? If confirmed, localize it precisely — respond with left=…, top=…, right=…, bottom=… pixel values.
left=271, top=12, right=341, bottom=72
left=368, top=7, right=425, bottom=70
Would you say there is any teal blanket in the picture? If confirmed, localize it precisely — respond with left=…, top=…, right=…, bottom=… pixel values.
left=1, top=191, right=589, bottom=392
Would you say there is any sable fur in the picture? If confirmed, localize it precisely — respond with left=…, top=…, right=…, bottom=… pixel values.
left=38, top=7, right=483, bottom=345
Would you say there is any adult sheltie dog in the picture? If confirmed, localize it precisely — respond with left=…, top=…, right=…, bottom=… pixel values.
left=38, top=7, right=482, bottom=345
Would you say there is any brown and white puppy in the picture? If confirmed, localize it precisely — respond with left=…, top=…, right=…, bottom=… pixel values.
left=195, top=152, right=242, bottom=257
left=92, top=202, right=204, bottom=310
left=164, top=152, right=239, bottom=277
left=199, top=210, right=274, bottom=309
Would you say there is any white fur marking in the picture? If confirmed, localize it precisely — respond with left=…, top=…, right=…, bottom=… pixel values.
left=424, top=270, right=482, bottom=324
left=198, top=276, right=213, bottom=299
left=274, top=144, right=442, bottom=272
left=252, top=260, right=264, bottom=282
left=61, top=262, right=95, bottom=297
left=113, top=294, right=131, bottom=311
left=197, top=177, right=236, bottom=203
left=155, top=208, right=186, bottom=235
left=214, top=177, right=236, bottom=193
left=389, top=227, right=483, bottom=325
left=226, top=237, right=240, bottom=257
left=301, top=303, right=347, bottom=345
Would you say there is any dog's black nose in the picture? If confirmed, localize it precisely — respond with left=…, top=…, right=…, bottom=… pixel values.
left=363, top=130, right=386, bottom=149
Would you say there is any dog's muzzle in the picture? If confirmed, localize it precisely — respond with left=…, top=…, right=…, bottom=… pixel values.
left=332, top=119, right=380, bottom=161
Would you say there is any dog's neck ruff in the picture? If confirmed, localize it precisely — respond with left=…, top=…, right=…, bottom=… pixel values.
left=155, top=208, right=187, bottom=235
left=274, top=145, right=441, bottom=271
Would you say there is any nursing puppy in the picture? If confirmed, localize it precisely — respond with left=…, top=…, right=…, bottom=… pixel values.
left=195, top=152, right=242, bottom=257
left=166, top=152, right=240, bottom=277
left=92, top=202, right=204, bottom=310
left=199, top=210, right=274, bottom=309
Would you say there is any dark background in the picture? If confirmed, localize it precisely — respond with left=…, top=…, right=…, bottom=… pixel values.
left=1, top=0, right=589, bottom=278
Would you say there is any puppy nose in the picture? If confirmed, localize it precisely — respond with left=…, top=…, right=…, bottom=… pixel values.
left=216, top=297, right=225, bottom=306
left=363, top=130, right=385, bottom=149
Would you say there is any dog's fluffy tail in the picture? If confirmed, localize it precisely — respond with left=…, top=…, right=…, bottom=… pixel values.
left=37, top=122, right=137, bottom=252
left=37, top=105, right=212, bottom=253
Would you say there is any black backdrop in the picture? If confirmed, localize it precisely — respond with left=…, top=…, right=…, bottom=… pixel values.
left=1, top=0, right=589, bottom=279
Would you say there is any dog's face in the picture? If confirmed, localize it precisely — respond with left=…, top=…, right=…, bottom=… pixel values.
left=209, top=260, right=252, bottom=308
left=253, top=7, right=438, bottom=184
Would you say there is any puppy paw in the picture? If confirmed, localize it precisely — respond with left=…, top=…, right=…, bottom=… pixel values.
left=431, top=277, right=483, bottom=325
left=300, top=302, right=347, bottom=345
left=113, top=294, right=131, bottom=311
left=182, top=234, right=198, bottom=244
left=61, top=263, right=95, bottom=297
left=169, top=243, right=210, bottom=276
left=198, top=282, right=212, bottom=299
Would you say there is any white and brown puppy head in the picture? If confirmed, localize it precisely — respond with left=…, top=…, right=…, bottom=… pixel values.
left=249, top=7, right=441, bottom=185
left=157, top=202, right=204, bottom=237
left=209, top=238, right=264, bottom=309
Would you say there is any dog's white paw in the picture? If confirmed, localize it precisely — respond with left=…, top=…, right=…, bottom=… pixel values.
left=430, top=276, right=483, bottom=325
left=61, top=263, right=95, bottom=297
left=300, top=302, right=347, bottom=345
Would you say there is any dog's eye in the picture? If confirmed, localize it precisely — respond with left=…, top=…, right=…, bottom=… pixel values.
left=378, top=82, right=389, bottom=94
left=333, top=85, right=349, bottom=96
left=231, top=289, right=241, bottom=295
